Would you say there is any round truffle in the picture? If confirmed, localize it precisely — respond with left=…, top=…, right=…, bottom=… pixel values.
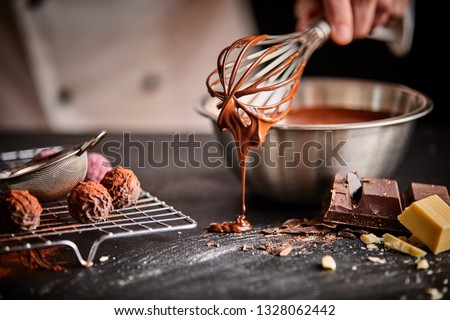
left=0, top=190, right=42, bottom=232
left=67, top=181, right=113, bottom=224
left=85, top=152, right=112, bottom=183
left=100, top=166, right=141, bottom=209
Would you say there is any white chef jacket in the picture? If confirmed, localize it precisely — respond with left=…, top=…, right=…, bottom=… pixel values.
left=0, top=0, right=257, bottom=133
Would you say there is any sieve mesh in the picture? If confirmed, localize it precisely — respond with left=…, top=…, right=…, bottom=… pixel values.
left=0, top=131, right=106, bottom=202
left=1, top=151, right=87, bottom=202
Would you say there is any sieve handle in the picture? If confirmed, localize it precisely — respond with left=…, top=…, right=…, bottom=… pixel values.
left=77, top=130, right=107, bottom=156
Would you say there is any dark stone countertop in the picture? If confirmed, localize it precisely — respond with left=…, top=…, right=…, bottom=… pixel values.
left=0, top=121, right=449, bottom=299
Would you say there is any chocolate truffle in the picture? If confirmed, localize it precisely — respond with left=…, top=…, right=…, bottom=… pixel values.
left=100, top=166, right=140, bottom=209
left=67, top=181, right=113, bottom=224
left=85, top=152, right=112, bottom=183
left=0, top=190, right=42, bottom=232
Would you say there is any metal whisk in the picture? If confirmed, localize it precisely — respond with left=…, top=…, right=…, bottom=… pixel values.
left=206, top=20, right=331, bottom=146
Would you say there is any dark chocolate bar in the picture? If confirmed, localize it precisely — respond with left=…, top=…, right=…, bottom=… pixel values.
left=403, top=182, right=450, bottom=207
left=322, top=172, right=407, bottom=232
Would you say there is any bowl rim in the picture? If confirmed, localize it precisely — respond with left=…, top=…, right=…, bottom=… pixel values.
left=196, top=76, right=434, bottom=131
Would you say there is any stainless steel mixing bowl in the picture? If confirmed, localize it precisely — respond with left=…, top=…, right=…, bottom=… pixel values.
left=196, top=77, right=433, bottom=205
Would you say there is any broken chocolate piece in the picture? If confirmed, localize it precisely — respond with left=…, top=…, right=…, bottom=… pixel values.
left=360, top=233, right=381, bottom=245
left=260, top=242, right=293, bottom=256
left=403, top=182, right=450, bottom=207
left=383, top=233, right=427, bottom=258
left=398, top=194, right=450, bottom=254
left=322, top=173, right=407, bottom=232
left=347, top=171, right=362, bottom=200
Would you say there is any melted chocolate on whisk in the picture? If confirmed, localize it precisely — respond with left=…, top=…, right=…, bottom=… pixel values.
left=206, top=35, right=305, bottom=233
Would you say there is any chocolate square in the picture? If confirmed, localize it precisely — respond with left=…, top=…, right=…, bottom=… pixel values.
left=403, top=182, right=450, bottom=207
left=322, top=172, right=407, bottom=232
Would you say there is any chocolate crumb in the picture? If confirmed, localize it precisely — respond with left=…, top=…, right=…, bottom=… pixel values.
left=206, top=240, right=219, bottom=247
left=337, top=231, right=356, bottom=239
left=260, top=242, right=293, bottom=256
left=261, top=228, right=280, bottom=235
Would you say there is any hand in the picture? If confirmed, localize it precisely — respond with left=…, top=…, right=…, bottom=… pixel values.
left=294, top=0, right=410, bottom=45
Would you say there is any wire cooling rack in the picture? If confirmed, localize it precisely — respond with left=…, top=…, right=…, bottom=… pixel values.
left=0, top=147, right=197, bottom=267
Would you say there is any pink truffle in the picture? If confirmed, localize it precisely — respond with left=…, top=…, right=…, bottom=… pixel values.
left=32, top=148, right=57, bottom=161
left=85, top=152, right=112, bottom=183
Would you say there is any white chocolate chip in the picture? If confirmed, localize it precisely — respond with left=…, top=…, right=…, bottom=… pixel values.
left=322, top=255, right=336, bottom=270
left=368, top=256, right=386, bottom=264
left=383, top=233, right=427, bottom=258
left=416, top=259, right=429, bottom=270
left=427, top=288, right=443, bottom=300
left=360, top=233, right=382, bottom=245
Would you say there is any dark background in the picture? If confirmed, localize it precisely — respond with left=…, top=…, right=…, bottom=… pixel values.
left=250, top=0, right=445, bottom=125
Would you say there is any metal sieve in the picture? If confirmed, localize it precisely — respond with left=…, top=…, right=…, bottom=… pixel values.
left=0, top=130, right=107, bottom=202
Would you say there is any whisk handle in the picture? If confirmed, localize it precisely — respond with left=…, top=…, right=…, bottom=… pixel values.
left=314, top=20, right=331, bottom=43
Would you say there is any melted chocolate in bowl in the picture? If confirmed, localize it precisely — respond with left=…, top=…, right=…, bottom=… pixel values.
left=279, top=107, right=393, bottom=125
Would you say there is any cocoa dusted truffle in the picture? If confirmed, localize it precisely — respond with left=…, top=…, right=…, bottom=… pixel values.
left=0, top=190, right=42, bottom=232
left=67, top=181, right=113, bottom=224
left=100, top=166, right=140, bottom=209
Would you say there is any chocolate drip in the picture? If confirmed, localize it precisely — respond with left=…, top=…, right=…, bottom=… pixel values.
left=207, top=214, right=253, bottom=233
left=206, top=35, right=305, bottom=232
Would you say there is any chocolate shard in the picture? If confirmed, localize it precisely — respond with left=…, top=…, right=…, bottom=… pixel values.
left=346, top=171, right=362, bottom=201
left=403, top=182, right=450, bottom=208
left=322, top=172, right=407, bottom=232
